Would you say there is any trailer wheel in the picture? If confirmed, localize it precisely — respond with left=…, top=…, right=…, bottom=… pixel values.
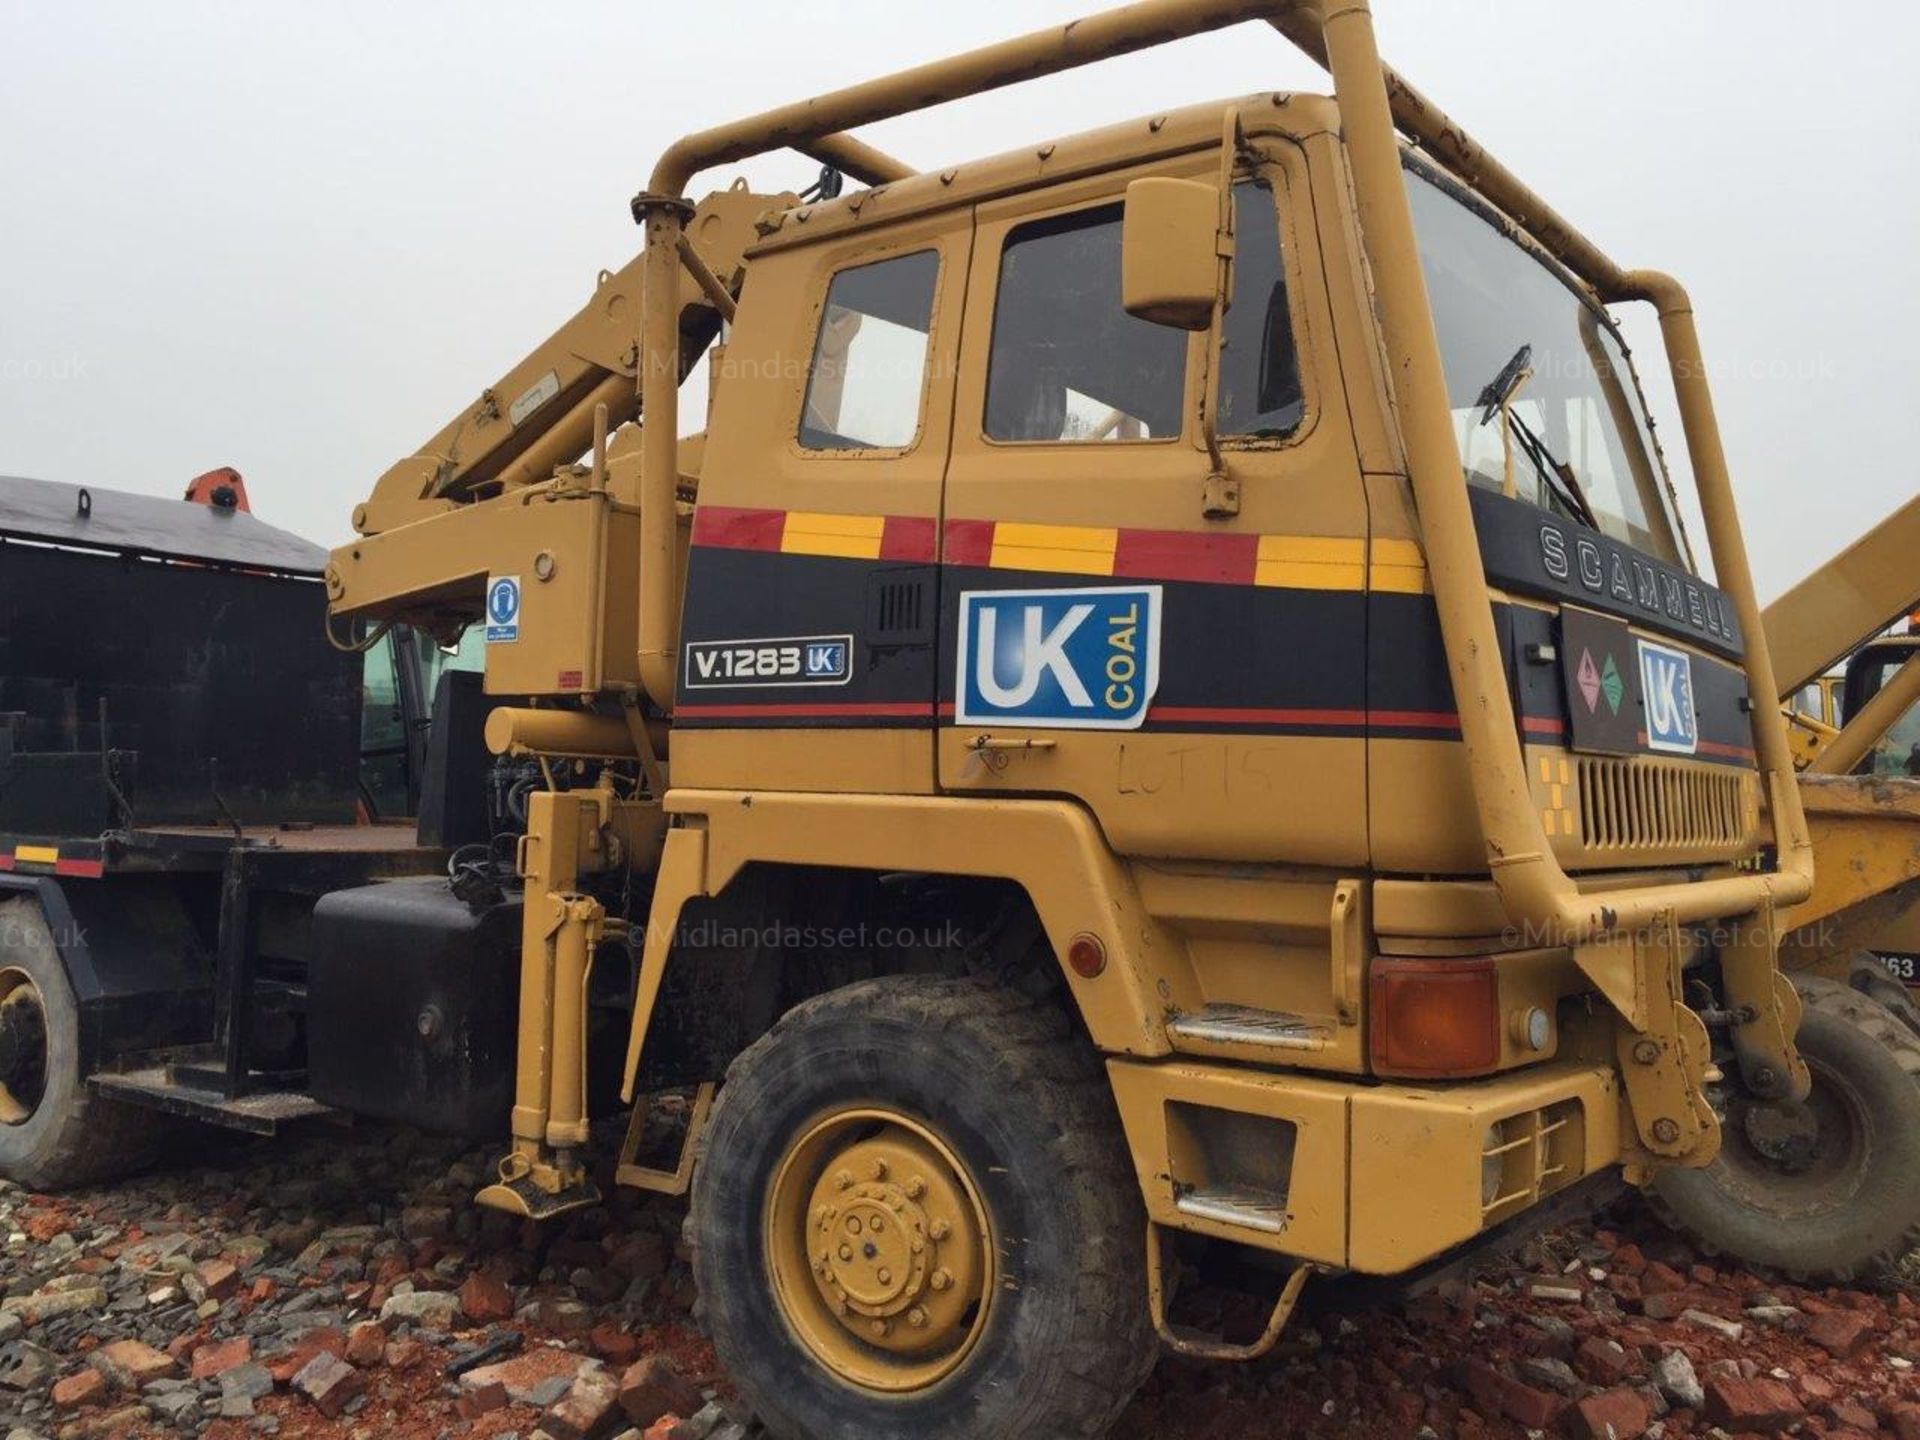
left=0, top=897, right=166, bottom=1190
left=1651, top=978, right=1920, bottom=1282
left=689, top=975, right=1156, bottom=1440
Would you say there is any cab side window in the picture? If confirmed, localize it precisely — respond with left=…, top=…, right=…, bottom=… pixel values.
left=800, top=249, right=940, bottom=452
left=1217, top=180, right=1303, bottom=438
left=985, top=203, right=1186, bottom=442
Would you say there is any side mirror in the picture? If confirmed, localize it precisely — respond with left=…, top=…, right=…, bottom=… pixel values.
left=1122, top=176, right=1221, bottom=331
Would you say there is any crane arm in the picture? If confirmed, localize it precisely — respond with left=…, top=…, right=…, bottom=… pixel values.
left=1764, top=493, right=1920, bottom=698
left=347, top=178, right=839, bottom=538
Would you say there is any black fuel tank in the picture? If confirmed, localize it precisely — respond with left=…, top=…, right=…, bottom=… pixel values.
left=308, top=877, right=520, bottom=1137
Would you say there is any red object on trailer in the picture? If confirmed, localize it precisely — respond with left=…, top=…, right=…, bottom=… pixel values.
left=183, top=467, right=251, bottom=512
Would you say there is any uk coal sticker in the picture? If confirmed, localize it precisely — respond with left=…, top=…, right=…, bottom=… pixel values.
left=485, top=575, right=521, bottom=644
left=956, top=585, right=1161, bottom=729
left=1638, top=638, right=1699, bottom=755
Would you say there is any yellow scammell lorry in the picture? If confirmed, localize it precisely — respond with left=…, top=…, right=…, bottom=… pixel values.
left=6, top=5, right=1917, bottom=1438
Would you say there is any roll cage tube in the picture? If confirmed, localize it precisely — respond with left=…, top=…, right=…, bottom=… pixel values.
left=628, top=0, right=1813, bottom=946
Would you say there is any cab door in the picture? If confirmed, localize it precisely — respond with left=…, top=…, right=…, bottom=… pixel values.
left=937, top=141, right=1372, bottom=867
left=677, top=209, right=972, bottom=795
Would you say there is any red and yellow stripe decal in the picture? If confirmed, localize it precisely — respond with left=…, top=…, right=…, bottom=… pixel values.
left=691, top=506, right=1428, bottom=593
left=0, top=842, right=105, bottom=879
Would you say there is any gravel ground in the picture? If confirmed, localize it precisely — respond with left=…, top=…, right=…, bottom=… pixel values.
left=3, top=1119, right=1919, bottom=1440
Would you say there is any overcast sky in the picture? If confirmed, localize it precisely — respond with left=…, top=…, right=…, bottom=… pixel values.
left=3, top=2, right=1914, bottom=597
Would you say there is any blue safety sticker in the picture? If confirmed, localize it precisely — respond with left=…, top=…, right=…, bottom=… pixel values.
left=485, top=575, right=521, bottom=644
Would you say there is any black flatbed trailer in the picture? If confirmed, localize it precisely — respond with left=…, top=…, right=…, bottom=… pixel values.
left=0, top=822, right=444, bottom=1134
left=0, top=477, right=458, bottom=1185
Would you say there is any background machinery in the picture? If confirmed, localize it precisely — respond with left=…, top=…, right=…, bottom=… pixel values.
left=1647, top=496, right=1920, bottom=1273
left=0, top=473, right=458, bottom=1182
left=6, top=5, right=1917, bottom=1438
left=1765, top=494, right=1920, bottom=1003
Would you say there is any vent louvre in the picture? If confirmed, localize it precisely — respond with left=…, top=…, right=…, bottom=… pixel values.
left=1575, top=756, right=1753, bottom=853
left=868, top=577, right=927, bottom=639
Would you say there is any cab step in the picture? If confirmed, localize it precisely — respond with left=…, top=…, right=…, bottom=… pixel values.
left=1174, top=1184, right=1290, bottom=1235
left=90, top=1067, right=338, bottom=1136
left=1167, top=1004, right=1331, bottom=1053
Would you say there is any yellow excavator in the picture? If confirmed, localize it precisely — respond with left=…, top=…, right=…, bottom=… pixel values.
left=1768, top=495, right=1920, bottom=1018
left=1649, top=496, right=1920, bottom=1261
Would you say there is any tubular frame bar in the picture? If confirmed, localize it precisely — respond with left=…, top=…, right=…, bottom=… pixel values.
left=631, top=0, right=1812, bottom=943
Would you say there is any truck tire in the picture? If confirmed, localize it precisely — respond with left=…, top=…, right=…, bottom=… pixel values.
left=1846, top=952, right=1920, bottom=1041
left=688, top=975, right=1157, bottom=1440
left=0, top=896, right=166, bottom=1189
left=1650, top=978, right=1920, bottom=1283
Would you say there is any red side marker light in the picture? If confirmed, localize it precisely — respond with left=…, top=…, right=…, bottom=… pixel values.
left=1067, top=933, right=1107, bottom=979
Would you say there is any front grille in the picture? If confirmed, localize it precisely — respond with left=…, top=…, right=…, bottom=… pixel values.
left=1575, top=756, right=1754, bottom=853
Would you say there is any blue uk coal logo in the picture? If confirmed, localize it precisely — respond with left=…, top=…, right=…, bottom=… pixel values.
left=1637, top=638, right=1698, bottom=755
left=804, top=641, right=848, bottom=679
left=956, top=586, right=1161, bottom=730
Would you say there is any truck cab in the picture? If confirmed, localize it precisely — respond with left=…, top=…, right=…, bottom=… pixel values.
left=307, top=7, right=1915, bottom=1438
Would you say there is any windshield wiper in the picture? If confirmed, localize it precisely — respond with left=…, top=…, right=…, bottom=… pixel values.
left=1476, top=343, right=1601, bottom=532
left=1506, top=406, right=1600, bottom=531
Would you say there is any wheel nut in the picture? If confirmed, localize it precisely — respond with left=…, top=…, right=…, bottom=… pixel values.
left=869, top=1158, right=889, bottom=1180
left=930, top=1268, right=953, bottom=1292
left=870, top=1319, right=890, bottom=1338
left=877, top=1267, right=892, bottom=1285
left=929, top=1219, right=951, bottom=1241
left=908, top=1307, right=929, bottom=1328
left=839, top=1244, right=853, bottom=1261
left=905, top=1176, right=926, bottom=1199
left=835, top=1169, right=854, bottom=1191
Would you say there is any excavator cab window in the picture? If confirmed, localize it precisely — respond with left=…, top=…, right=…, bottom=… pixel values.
left=1789, top=680, right=1834, bottom=725
left=985, top=201, right=1186, bottom=442
left=359, top=626, right=484, bottom=820
left=421, top=626, right=486, bottom=699
left=1842, top=642, right=1920, bottom=777
left=799, top=249, right=940, bottom=451
left=359, top=632, right=411, bottom=819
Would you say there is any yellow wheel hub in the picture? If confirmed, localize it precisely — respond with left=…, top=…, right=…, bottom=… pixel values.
left=766, top=1107, right=994, bottom=1393
left=0, top=968, right=48, bottom=1127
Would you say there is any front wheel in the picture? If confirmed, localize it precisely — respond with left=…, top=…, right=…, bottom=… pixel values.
left=689, top=976, right=1156, bottom=1440
left=1651, top=978, right=1920, bottom=1282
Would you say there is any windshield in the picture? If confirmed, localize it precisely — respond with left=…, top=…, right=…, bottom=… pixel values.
left=1405, top=165, right=1686, bottom=566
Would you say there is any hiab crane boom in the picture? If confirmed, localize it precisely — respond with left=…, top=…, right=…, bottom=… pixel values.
left=11, top=5, right=1904, bottom=1438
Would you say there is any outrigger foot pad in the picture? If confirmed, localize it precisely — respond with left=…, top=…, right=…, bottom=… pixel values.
left=477, top=1174, right=602, bottom=1220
